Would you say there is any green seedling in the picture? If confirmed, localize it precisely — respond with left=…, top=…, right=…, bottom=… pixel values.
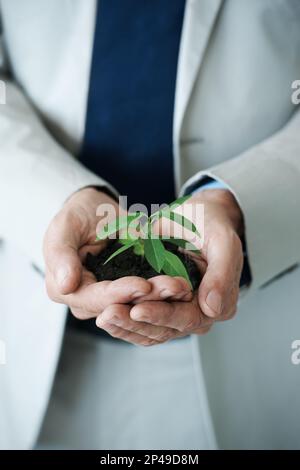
left=96, top=196, right=201, bottom=287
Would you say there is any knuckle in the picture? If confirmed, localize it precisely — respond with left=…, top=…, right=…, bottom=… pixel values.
left=110, top=331, right=121, bottom=339
left=45, top=278, right=60, bottom=303
left=143, top=339, right=159, bottom=347
left=70, top=308, right=85, bottom=320
left=195, top=325, right=212, bottom=335
left=130, top=305, right=149, bottom=322
left=227, top=304, right=238, bottom=319
left=104, top=324, right=121, bottom=338
left=127, top=323, right=141, bottom=333
left=183, top=316, right=200, bottom=332
left=154, top=331, right=172, bottom=343
left=107, top=313, right=122, bottom=324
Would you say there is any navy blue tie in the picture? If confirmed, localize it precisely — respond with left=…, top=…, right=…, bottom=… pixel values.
left=79, top=0, right=185, bottom=211
left=68, top=0, right=186, bottom=338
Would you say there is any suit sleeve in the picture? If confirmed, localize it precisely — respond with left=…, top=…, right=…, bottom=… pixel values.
left=181, top=108, right=300, bottom=289
left=0, top=23, right=117, bottom=270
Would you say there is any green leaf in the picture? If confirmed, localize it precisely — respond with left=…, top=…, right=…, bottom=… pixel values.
left=162, top=250, right=192, bottom=288
left=133, top=240, right=144, bottom=256
left=119, top=237, right=131, bottom=245
left=96, top=213, right=141, bottom=240
left=169, top=195, right=191, bottom=210
left=159, top=210, right=201, bottom=238
left=144, top=238, right=166, bottom=273
left=103, top=240, right=136, bottom=264
left=163, top=237, right=201, bottom=255
left=149, top=205, right=168, bottom=222
left=119, top=237, right=135, bottom=245
left=150, top=196, right=191, bottom=222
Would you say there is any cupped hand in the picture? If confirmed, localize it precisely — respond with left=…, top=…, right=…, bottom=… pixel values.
left=43, top=187, right=191, bottom=322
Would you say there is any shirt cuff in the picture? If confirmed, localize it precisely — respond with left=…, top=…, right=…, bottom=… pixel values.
left=192, top=178, right=229, bottom=194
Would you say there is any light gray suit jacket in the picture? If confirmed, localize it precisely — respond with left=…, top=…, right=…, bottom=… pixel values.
left=0, top=0, right=300, bottom=449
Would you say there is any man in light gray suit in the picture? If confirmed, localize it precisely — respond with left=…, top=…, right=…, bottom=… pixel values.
left=0, top=0, right=300, bottom=450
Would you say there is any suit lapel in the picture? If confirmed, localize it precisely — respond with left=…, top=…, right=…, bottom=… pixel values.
left=173, top=0, right=223, bottom=142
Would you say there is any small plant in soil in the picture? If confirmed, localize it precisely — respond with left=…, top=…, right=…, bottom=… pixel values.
left=85, top=196, right=202, bottom=290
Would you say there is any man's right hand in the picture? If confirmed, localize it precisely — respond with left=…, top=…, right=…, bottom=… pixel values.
left=43, top=187, right=191, bottom=345
left=43, top=188, right=153, bottom=319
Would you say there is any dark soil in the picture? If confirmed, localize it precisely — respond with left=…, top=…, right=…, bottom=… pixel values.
left=85, top=241, right=201, bottom=291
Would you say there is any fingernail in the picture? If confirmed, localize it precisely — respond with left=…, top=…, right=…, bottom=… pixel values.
left=131, top=310, right=148, bottom=322
left=132, top=290, right=147, bottom=299
left=206, top=290, right=222, bottom=315
left=160, top=289, right=175, bottom=299
left=55, top=266, right=69, bottom=289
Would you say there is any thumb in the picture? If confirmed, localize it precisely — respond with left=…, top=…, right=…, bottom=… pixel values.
left=198, top=230, right=242, bottom=318
left=43, top=212, right=83, bottom=295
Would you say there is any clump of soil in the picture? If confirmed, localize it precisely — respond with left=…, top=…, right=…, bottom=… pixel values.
left=85, top=241, right=201, bottom=291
